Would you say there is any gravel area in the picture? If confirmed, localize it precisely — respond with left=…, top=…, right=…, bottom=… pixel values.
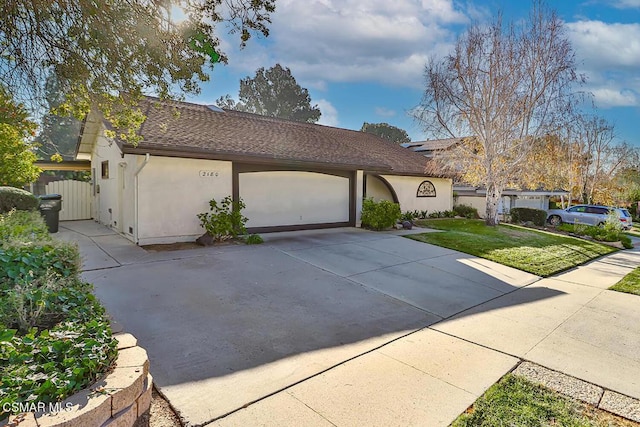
left=513, top=361, right=604, bottom=405
left=514, top=361, right=640, bottom=425
left=146, top=388, right=182, bottom=427
left=601, top=391, right=640, bottom=423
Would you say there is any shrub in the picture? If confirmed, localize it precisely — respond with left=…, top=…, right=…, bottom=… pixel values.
left=360, top=198, right=401, bottom=230
left=197, top=196, right=248, bottom=241
left=245, top=234, right=264, bottom=245
left=0, top=276, right=94, bottom=333
left=621, top=235, right=634, bottom=249
left=557, top=224, right=574, bottom=233
left=1, top=318, right=117, bottom=410
left=604, top=210, right=623, bottom=233
left=453, top=204, right=480, bottom=219
left=427, top=210, right=457, bottom=219
left=0, top=241, right=80, bottom=285
left=400, top=211, right=415, bottom=221
left=555, top=222, right=632, bottom=247
left=0, top=186, right=38, bottom=213
left=0, top=215, right=116, bottom=418
left=0, top=209, right=49, bottom=244
left=510, top=207, right=547, bottom=227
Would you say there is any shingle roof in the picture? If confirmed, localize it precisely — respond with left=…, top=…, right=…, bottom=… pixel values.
left=120, top=97, right=447, bottom=177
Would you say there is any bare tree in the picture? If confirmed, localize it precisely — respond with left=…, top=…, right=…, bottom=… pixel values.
left=416, top=2, right=581, bottom=225
left=572, top=115, right=637, bottom=204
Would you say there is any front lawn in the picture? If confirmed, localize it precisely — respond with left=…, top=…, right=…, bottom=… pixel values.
left=409, top=219, right=616, bottom=277
left=452, top=375, right=636, bottom=427
left=610, top=267, right=640, bottom=296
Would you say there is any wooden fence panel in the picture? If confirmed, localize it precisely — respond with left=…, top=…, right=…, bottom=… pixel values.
left=45, top=180, right=92, bottom=221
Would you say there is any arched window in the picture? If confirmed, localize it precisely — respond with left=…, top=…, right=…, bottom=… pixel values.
left=417, top=180, right=436, bottom=197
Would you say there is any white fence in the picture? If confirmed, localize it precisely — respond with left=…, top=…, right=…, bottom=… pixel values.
left=45, top=180, right=92, bottom=221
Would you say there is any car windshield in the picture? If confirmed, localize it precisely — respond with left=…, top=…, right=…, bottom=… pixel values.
left=621, top=209, right=631, bottom=217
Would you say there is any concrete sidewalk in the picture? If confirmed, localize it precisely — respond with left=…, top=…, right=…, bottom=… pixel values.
left=58, top=221, right=640, bottom=426
left=211, top=246, right=640, bottom=426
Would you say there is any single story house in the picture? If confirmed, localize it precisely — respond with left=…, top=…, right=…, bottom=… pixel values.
left=454, top=186, right=570, bottom=217
left=75, top=97, right=453, bottom=245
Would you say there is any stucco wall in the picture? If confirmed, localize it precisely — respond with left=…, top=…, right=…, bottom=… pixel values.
left=137, top=157, right=232, bottom=244
left=455, top=195, right=487, bottom=218
left=91, top=133, right=136, bottom=235
left=239, top=171, right=350, bottom=228
left=455, top=195, right=510, bottom=217
left=515, top=195, right=548, bottom=210
left=381, top=175, right=452, bottom=213
left=365, top=175, right=395, bottom=202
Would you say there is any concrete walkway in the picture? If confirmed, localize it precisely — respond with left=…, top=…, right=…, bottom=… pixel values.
left=57, top=221, right=640, bottom=427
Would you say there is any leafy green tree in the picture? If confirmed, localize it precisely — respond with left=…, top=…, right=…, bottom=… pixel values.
left=35, top=77, right=82, bottom=161
left=0, top=89, right=40, bottom=187
left=361, top=122, right=411, bottom=144
left=0, top=0, right=275, bottom=142
left=217, top=64, right=321, bottom=123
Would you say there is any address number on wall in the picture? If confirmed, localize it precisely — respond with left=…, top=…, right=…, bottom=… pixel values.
left=199, top=170, right=219, bottom=177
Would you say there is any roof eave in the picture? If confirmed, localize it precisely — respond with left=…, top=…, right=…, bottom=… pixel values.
left=122, top=144, right=393, bottom=172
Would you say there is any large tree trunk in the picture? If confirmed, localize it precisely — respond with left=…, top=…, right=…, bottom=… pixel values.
left=485, top=183, right=502, bottom=226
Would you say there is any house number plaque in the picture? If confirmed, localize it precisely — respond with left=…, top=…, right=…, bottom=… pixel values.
left=199, top=170, right=219, bottom=177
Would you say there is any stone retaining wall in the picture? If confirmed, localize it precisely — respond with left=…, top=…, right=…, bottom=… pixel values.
left=4, top=333, right=152, bottom=427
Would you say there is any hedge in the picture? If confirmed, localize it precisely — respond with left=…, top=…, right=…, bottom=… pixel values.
left=510, top=207, right=547, bottom=227
left=0, top=186, right=38, bottom=213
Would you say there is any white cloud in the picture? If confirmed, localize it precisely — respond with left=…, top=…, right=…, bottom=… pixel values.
left=567, top=20, right=640, bottom=70
left=375, top=107, right=397, bottom=117
left=566, top=20, right=640, bottom=108
left=612, top=0, right=640, bottom=8
left=315, top=99, right=339, bottom=126
left=221, top=0, right=470, bottom=87
left=590, top=87, right=638, bottom=108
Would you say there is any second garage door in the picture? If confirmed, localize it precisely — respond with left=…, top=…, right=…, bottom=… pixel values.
left=239, top=170, right=352, bottom=231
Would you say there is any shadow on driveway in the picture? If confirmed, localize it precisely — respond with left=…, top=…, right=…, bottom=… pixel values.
left=75, top=225, right=562, bottom=425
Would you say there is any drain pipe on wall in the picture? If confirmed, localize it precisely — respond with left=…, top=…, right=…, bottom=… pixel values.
left=133, top=154, right=150, bottom=244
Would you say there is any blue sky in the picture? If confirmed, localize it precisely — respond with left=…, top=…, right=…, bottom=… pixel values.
left=190, top=0, right=640, bottom=145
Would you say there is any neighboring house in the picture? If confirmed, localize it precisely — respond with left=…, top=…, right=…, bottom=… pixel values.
left=454, top=186, right=569, bottom=217
left=75, top=97, right=453, bottom=245
left=402, top=138, right=569, bottom=217
left=400, top=137, right=464, bottom=158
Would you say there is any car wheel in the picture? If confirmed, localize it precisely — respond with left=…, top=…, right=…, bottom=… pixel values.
left=548, top=215, right=561, bottom=226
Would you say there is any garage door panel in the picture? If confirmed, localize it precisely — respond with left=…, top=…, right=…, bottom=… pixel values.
left=240, top=171, right=350, bottom=228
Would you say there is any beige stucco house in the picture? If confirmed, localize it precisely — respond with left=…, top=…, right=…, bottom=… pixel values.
left=75, top=97, right=453, bottom=245
left=454, top=186, right=569, bottom=218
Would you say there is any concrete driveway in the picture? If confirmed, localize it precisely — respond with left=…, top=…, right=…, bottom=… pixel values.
left=59, top=222, right=640, bottom=426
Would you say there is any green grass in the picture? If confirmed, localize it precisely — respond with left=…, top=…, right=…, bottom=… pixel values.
left=409, top=219, right=616, bottom=277
left=452, top=375, right=628, bottom=427
left=625, top=223, right=640, bottom=237
left=610, top=266, right=640, bottom=296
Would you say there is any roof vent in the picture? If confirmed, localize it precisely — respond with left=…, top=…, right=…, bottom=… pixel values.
left=207, top=105, right=225, bottom=113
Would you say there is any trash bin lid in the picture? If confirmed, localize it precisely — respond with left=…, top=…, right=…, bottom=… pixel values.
left=38, top=194, right=62, bottom=200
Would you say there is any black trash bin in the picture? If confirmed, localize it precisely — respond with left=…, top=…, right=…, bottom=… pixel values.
left=38, top=194, right=62, bottom=233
